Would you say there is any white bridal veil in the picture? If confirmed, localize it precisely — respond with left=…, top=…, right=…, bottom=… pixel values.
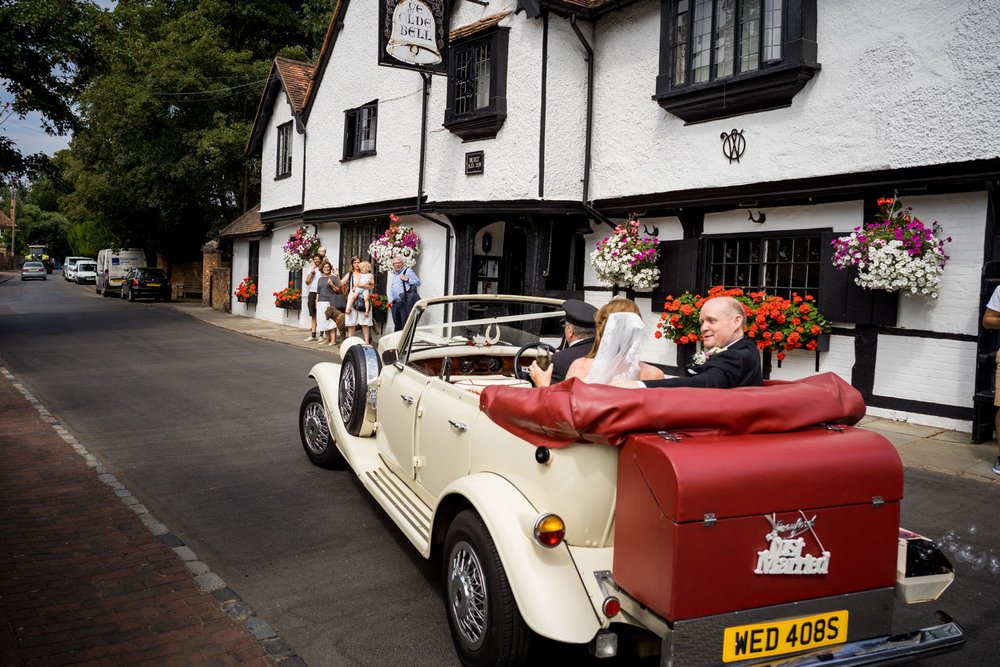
left=584, top=311, right=645, bottom=385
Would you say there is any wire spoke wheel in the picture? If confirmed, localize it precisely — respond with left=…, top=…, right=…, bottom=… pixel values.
left=448, top=540, right=488, bottom=649
left=299, top=387, right=342, bottom=468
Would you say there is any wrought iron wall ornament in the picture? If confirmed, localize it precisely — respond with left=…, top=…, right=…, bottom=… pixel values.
left=747, top=210, right=766, bottom=224
left=721, top=129, right=746, bottom=163
left=643, top=224, right=659, bottom=236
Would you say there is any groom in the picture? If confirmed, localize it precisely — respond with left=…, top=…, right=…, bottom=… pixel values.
left=637, top=296, right=762, bottom=389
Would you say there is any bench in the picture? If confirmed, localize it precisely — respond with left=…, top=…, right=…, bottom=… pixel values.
left=177, top=280, right=203, bottom=299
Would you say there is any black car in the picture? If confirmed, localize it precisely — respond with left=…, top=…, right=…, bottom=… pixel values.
left=120, top=267, right=172, bottom=302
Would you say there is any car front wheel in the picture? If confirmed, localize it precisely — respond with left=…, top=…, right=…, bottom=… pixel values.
left=444, top=510, right=532, bottom=667
left=299, top=387, right=342, bottom=468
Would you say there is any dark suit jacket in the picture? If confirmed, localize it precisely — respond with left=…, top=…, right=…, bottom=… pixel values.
left=551, top=338, right=595, bottom=383
left=643, top=336, right=762, bottom=388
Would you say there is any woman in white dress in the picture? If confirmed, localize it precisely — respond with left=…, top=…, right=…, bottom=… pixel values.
left=344, top=255, right=374, bottom=343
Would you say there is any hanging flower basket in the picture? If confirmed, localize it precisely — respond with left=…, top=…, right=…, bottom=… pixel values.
left=657, top=286, right=831, bottom=362
left=831, top=198, right=951, bottom=299
left=590, top=213, right=660, bottom=292
left=282, top=227, right=322, bottom=272
left=234, top=276, right=257, bottom=304
left=369, top=214, right=420, bottom=272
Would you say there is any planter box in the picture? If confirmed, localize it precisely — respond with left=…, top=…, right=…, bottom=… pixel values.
left=277, top=300, right=301, bottom=311
left=236, top=296, right=257, bottom=305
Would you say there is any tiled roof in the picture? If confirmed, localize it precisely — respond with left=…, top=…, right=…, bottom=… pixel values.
left=218, top=205, right=266, bottom=239
left=0, top=209, right=11, bottom=229
left=450, top=10, right=512, bottom=42
left=274, top=57, right=314, bottom=113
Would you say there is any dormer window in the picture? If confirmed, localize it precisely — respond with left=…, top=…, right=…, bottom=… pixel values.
left=276, top=121, right=292, bottom=178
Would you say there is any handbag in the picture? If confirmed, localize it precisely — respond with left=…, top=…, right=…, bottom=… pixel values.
left=402, top=275, right=420, bottom=308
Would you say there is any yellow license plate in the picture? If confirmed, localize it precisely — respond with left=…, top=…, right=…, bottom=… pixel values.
left=722, top=610, right=848, bottom=662
left=148, top=283, right=160, bottom=287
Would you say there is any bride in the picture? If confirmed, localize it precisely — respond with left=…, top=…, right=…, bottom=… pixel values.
left=532, top=298, right=664, bottom=386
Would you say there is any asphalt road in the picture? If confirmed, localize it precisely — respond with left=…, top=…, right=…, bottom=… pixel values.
left=1, top=276, right=997, bottom=666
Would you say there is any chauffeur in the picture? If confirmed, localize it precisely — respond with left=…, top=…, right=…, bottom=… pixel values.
left=530, top=299, right=598, bottom=385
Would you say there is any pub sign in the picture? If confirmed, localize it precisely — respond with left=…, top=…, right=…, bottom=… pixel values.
left=379, top=0, right=449, bottom=74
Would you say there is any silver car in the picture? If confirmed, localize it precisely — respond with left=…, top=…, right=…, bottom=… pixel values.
left=21, top=261, right=47, bottom=281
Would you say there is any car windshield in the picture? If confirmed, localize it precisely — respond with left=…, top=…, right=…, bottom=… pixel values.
left=77, top=263, right=96, bottom=271
left=23, top=262, right=44, bottom=269
left=407, top=299, right=565, bottom=353
left=139, top=269, right=168, bottom=279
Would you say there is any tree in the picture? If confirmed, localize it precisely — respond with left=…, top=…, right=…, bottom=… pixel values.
left=64, top=0, right=328, bottom=259
left=0, top=0, right=106, bottom=184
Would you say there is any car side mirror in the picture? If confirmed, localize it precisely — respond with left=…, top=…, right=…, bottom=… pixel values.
left=382, top=349, right=398, bottom=365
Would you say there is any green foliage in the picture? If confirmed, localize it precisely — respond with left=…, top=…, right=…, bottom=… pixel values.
left=0, top=0, right=107, bottom=183
left=67, top=218, right=116, bottom=258
left=62, top=0, right=323, bottom=260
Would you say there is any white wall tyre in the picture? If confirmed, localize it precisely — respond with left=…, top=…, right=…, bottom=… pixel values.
left=444, top=510, right=532, bottom=666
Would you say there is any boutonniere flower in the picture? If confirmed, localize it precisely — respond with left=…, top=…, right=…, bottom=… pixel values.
left=692, top=347, right=724, bottom=365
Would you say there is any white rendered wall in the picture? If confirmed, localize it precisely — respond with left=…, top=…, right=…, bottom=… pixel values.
left=590, top=0, right=1000, bottom=200
left=260, top=91, right=305, bottom=213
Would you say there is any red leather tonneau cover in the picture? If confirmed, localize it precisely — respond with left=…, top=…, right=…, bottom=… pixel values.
left=479, top=372, right=865, bottom=448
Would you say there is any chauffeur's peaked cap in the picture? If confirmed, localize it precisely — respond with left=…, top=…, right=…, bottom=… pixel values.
left=562, top=299, right=597, bottom=328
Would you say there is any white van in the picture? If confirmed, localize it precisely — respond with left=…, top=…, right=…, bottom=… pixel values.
left=96, top=248, right=146, bottom=296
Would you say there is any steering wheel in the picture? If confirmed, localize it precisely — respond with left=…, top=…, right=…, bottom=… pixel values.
left=513, top=342, right=558, bottom=384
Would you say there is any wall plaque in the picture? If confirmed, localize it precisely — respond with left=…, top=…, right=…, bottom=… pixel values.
left=465, top=151, right=484, bottom=175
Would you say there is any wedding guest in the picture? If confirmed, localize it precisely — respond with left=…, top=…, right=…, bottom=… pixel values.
left=303, top=254, right=323, bottom=342
left=388, top=255, right=421, bottom=331
left=316, top=261, right=342, bottom=346
left=345, top=255, right=374, bottom=344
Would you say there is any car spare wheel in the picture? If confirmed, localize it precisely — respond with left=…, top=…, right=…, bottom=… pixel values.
left=339, top=343, right=381, bottom=437
left=444, top=510, right=532, bottom=667
left=299, top=387, right=342, bottom=468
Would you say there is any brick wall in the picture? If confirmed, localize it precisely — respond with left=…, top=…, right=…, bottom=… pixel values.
left=211, top=267, right=231, bottom=312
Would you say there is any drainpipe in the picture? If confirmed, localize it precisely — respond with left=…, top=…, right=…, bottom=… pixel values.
left=538, top=11, right=548, bottom=198
left=569, top=14, right=615, bottom=230
left=416, top=72, right=454, bottom=296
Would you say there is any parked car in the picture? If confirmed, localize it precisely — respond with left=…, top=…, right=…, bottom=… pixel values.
left=63, top=256, right=93, bottom=281
left=74, top=260, right=97, bottom=285
left=20, top=261, right=47, bottom=281
left=120, top=267, right=172, bottom=302
left=298, top=294, right=965, bottom=666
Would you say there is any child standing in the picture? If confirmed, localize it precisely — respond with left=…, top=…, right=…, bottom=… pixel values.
left=346, top=260, right=375, bottom=316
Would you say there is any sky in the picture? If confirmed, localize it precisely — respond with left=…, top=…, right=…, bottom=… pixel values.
left=0, top=0, right=118, bottom=160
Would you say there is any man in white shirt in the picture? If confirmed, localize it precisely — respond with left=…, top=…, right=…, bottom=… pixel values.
left=303, top=254, right=323, bottom=342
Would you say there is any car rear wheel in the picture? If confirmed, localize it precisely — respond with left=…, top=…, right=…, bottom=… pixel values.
left=299, top=387, right=343, bottom=468
left=338, top=343, right=381, bottom=437
left=444, top=510, right=532, bottom=667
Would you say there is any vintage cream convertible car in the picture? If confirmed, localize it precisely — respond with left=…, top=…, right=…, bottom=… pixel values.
left=298, top=295, right=965, bottom=666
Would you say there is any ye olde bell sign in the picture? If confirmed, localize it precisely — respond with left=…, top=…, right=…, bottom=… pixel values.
left=379, top=0, right=448, bottom=74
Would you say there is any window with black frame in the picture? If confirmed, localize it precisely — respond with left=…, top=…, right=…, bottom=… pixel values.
left=343, top=101, right=377, bottom=160
left=706, top=233, right=822, bottom=300
left=276, top=121, right=292, bottom=177
left=444, top=28, right=508, bottom=141
left=249, top=240, right=260, bottom=286
left=655, top=0, right=819, bottom=123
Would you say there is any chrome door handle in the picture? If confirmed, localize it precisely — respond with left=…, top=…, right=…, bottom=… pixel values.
left=448, top=420, right=468, bottom=432
left=401, top=394, right=415, bottom=405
